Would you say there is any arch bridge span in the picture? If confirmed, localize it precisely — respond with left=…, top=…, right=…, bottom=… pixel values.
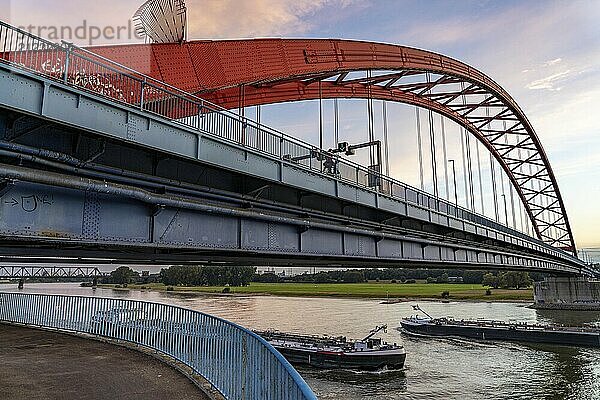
left=0, top=21, right=593, bottom=275
left=91, top=39, right=575, bottom=253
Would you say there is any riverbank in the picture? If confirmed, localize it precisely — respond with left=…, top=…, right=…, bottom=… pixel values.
left=100, top=282, right=533, bottom=301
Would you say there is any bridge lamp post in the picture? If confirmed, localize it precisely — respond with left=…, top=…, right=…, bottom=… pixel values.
left=501, top=194, right=509, bottom=227
left=448, top=159, right=458, bottom=205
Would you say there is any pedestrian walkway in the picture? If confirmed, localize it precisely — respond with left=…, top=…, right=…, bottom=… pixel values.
left=0, top=324, right=209, bottom=400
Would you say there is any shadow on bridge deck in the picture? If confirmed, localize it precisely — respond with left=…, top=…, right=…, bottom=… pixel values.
left=0, top=324, right=210, bottom=400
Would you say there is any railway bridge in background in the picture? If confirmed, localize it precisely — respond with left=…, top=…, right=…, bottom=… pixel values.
left=0, top=20, right=596, bottom=277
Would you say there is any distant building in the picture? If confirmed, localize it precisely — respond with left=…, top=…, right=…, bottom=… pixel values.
left=448, top=276, right=464, bottom=283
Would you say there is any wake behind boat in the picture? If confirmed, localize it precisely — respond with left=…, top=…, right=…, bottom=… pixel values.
left=255, top=325, right=406, bottom=371
left=400, top=305, right=600, bottom=348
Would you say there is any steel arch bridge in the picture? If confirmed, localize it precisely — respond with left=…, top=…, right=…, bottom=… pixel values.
left=0, top=20, right=594, bottom=276
left=89, top=39, right=575, bottom=253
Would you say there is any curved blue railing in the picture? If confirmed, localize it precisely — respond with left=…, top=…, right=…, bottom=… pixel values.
left=0, top=292, right=317, bottom=400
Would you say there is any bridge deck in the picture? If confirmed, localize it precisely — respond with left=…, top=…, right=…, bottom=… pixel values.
left=0, top=323, right=209, bottom=400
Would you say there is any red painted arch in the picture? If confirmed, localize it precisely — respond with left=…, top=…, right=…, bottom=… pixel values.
left=86, top=39, right=576, bottom=252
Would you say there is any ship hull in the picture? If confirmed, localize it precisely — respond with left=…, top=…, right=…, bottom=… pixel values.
left=272, top=346, right=406, bottom=370
left=400, top=320, right=600, bottom=347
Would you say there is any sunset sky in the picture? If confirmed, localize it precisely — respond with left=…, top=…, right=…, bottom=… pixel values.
left=3, top=0, right=599, bottom=255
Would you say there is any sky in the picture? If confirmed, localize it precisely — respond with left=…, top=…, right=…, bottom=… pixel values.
left=2, top=0, right=599, bottom=254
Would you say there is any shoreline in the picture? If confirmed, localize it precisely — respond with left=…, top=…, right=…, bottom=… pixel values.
left=98, top=283, right=534, bottom=303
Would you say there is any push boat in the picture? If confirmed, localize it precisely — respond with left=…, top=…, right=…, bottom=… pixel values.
left=400, top=305, right=600, bottom=348
left=255, top=325, right=406, bottom=370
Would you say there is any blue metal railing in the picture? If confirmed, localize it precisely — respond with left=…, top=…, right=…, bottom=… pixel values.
left=0, top=20, right=581, bottom=265
left=0, top=292, right=317, bottom=400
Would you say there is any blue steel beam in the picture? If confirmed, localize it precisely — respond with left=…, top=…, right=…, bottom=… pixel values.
left=0, top=163, right=593, bottom=276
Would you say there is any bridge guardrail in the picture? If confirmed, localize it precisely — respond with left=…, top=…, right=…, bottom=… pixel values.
left=0, top=292, right=317, bottom=400
left=0, top=20, right=581, bottom=265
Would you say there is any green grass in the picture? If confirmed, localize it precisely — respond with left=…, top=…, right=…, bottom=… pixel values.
left=103, top=282, right=533, bottom=301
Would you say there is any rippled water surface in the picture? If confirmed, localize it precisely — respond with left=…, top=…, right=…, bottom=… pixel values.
left=3, top=283, right=600, bottom=399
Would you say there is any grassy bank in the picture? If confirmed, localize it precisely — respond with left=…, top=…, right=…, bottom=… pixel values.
left=102, top=282, right=533, bottom=301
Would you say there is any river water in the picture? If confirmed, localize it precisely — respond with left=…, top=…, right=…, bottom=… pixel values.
left=2, top=283, right=600, bottom=400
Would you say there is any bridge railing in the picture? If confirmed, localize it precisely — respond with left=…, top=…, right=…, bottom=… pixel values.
left=0, top=292, right=317, bottom=400
left=0, top=20, right=580, bottom=264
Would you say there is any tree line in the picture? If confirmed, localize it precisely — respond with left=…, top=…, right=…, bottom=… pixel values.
left=254, top=268, right=538, bottom=289
left=104, top=265, right=256, bottom=287
left=160, top=265, right=255, bottom=287
left=105, top=265, right=538, bottom=289
left=482, top=271, right=532, bottom=289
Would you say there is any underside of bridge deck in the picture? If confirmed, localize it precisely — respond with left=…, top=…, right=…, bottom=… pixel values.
left=0, top=101, right=588, bottom=275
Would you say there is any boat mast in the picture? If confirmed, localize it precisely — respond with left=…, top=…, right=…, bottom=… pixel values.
left=362, top=325, right=387, bottom=341
left=412, top=304, right=434, bottom=319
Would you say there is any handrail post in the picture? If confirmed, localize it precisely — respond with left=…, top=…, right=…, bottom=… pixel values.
left=241, top=335, right=247, bottom=399
left=279, top=136, right=284, bottom=159
left=197, top=100, right=204, bottom=130
left=62, top=42, right=71, bottom=84
left=241, top=115, right=246, bottom=146
left=256, top=124, right=262, bottom=151
left=140, top=78, right=146, bottom=111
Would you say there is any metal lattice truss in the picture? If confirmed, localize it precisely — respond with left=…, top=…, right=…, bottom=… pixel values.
left=87, top=39, right=576, bottom=252
left=238, top=69, right=574, bottom=251
left=0, top=266, right=102, bottom=278
left=133, top=0, right=186, bottom=43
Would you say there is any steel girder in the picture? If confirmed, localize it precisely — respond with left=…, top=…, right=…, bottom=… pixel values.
left=0, top=266, right=102, bottom=278
left=0, top=164, right=587, bottom=275
left=88, top=39, right=576, bottom=253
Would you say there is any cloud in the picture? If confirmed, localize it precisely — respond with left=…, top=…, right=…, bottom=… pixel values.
left=552, top=149, right=600, bottom=178
left=395, top=3, right=567, bottom=53
left=521, top=58, right=562, bottom=74
left=526, top=80, right=599, bottom=141
left=526, top=70, right=572, bottom=90
left=544, top=58, right=562, bottom=66
left=186, top=0, right=359, bottom=39
left=522, top=58, right=592, bottom=92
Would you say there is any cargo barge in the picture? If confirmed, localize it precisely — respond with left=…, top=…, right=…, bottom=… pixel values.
left=400, top=306, right=600, bottom=348
left=255, top=325, right=406, bottom=370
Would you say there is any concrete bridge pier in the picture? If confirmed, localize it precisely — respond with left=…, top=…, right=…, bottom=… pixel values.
left=533, top=277, right=600, bottom=310
left=17, top=278, right=24, bottom=290
left=92, top=277, right=98, bottom=288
